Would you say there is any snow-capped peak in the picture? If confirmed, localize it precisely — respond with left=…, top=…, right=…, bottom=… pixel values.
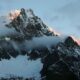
left=0, top=8, right=80, bottom=46
left=4, top=8, right=55, bottom=39
left=9, top=10, right=20, bottom=20
left=8, top=8, right=36, bottom=20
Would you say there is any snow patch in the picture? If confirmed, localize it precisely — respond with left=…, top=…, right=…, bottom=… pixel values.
left=0, top=55, right=43, bottom=80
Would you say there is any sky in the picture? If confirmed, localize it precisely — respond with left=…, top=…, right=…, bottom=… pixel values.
left=0, top=0, right=80, bottom=39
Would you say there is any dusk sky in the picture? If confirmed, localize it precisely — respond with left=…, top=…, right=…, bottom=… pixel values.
left=0, top=0, right=80, bottom=39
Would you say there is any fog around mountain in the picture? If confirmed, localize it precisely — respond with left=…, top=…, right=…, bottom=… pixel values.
left=0, top=0, right=80, bottom=39
left=0, top=2, right=80, bottom=79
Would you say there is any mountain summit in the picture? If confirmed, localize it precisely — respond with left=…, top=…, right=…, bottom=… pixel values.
left=5, top=8, right=55, bottom=40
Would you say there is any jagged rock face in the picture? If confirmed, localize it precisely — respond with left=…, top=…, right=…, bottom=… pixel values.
left=0, top=8, right=80, bottom=80
left=0, top=40, right=80, bottom=80
left=41, top=41, right=80, bottom=80
left=0, top=39, right=79, bottom=80
left=5, top=8, right=55, bottom=40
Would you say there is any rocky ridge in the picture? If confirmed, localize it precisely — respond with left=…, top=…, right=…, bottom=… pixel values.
left=0, top=8, right=80, bottom=80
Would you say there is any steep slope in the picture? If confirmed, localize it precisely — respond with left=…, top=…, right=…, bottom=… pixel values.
left=0, top=8, right=80, bottom=80
left=41, top=36, right=80, bottom=80
left=5, top=8, right=55, bottom=39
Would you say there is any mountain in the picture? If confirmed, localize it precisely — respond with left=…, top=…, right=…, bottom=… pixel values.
left=0, top=8, right=80, bottom=80
left=5, top=8, right=55, bottom=39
